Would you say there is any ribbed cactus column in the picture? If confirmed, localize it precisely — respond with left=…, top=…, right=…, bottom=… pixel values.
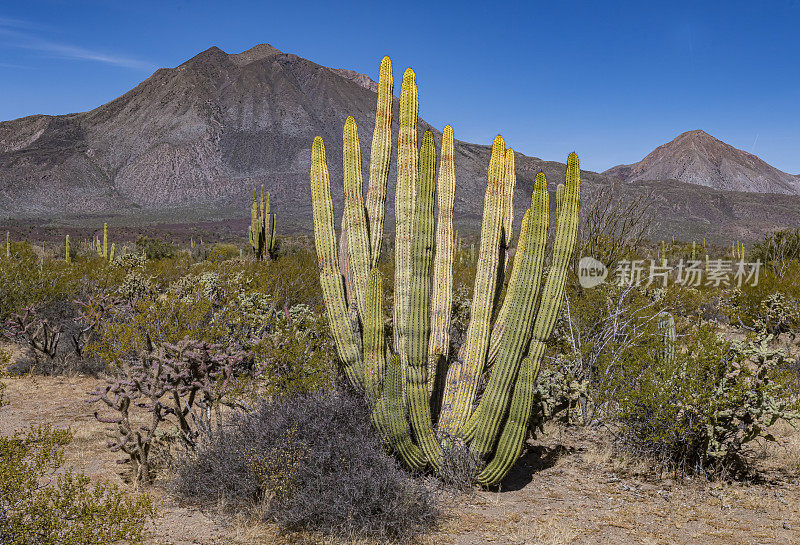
left=103, top=223, right=108, bottom=259
left=475, top=355, right=539, bottom=486
left=65, top=235, right=70, bottom=264
left=393, top=68, right=419, bottom=361
left=406, top=131, right=442, bottom=467
left=342, top=116, right=371, bottom=320
left=428, top=125, right=456, bottom=396
left=438, top=136, right=506, bottom=437
left=522, top=152, right=582, bottom=408
left=364, top=268, right=386, bottom=402
left=310, top=137, right=364, bottom=388
left=501, top=148, right=516, bottom=275
left=365, top=56, right=393, bottom=267
left=464, top=172, right=550, bottom=455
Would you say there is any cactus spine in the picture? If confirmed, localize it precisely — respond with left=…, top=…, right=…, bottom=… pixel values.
left=309, top=56, right=582, bottom=484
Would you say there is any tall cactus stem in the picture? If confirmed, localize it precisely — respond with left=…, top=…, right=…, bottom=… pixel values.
left=438, top=135, right=506, bottom=437
left=428, top=125, right=456, bottom=397
left=475, top=355, right=540, bottom=486
left=464, top=172, right=550, bottom=453
left=405, top=130, right=442, bottom=467
left=393, top=68, right=419, bottom=364
left=342, top=116, right=371, bottom=320
left=365, top=56, right=393, bottom=266
left=310, top=136, right=364, bottom=388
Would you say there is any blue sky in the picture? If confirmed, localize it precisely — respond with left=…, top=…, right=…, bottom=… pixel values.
left=1, top=0, right=799, bottom=174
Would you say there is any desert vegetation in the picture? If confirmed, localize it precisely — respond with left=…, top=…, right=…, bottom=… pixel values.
left=1, top=56, right=799, bottom=544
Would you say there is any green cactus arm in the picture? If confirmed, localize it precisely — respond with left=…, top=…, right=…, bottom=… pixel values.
left=555, top=183, right=564, bottom=220
left=109, top=243, right=115, bottom=262
left=370, top=354, right=426, bottom=469
left=365, top=56, right=393, bottom=267
left=487, top=210, right=530, bottom=366
left=464, top=172, right=550, bottom=455
left=393, top=67, right=419, bottom=359
left=65, top=235, right=70, bottom=264
left=438, top=135, right=506, bottom=437
left=342, top=116, right=371, bottom=321
left=501, top=148, right=517, bottom=274
left=265, top=188, right=270, bottom=217
left=269, top=213, right=277, bottom=254
left=529, top=153, right=581, bottom=345
left=520, top=153, right=582, bottom=408
left=475, top=355, right=540, bottom=486
left=405, top=130, right=442, bottom=467
left=103, top=223, right=108, bottom=259
left=364, top=268, right=387, bottom=402
left=428, top=125, right=456, bottom=395
left=310, top=136, right=364, bottom=388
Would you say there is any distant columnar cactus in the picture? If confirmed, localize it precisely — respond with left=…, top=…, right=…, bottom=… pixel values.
left=65, top=235, right=70, bottom=264
left=5, top=232, right=9, bottom=258
left=248, top=185, right=277, bottom=261
left=309, top=56, right=582, bottom=485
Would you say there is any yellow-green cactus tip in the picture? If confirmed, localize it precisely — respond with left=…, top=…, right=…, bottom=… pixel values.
left=403, top=67, right=416, bottom=81
left=568, top=151, right=579, bottom=164
left=443, top=124, right=453, bottom=137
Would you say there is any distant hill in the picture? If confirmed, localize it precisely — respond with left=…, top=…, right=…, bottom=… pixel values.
left=604, top=129, right=800, bottom=195
left=1, top=44, right=799, bottom=243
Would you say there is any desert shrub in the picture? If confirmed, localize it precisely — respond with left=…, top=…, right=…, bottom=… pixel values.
left=0, top=369, right=154, bottom=543
left=135, top=235, right=177, bottom=260
left=207, top=243, right=240, bottom=262
left=251, top=302, right=336, bottom=397
left=750, top=228, right=800, bottom=273
left=172, top=389, right=440, bottom=542
left=728, top=263, right=800, bottom=335
left=612, top=324, right=798, bottom=476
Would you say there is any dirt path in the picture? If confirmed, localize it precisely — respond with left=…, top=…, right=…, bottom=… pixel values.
left=2, top=375, right=799, bottom=545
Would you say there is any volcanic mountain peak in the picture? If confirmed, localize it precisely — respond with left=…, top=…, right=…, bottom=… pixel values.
left=604, top=129, right=800, bottom=195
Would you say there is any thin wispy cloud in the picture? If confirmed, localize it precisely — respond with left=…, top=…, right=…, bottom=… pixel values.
left=0, top=17, right=155, bottom=71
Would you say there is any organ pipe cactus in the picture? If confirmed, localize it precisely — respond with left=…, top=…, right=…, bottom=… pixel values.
left=248, top=186, right=277, bottom=261
left=309, top=56, right=582, bottom=485
left=65, top=235, right=70, bottom=264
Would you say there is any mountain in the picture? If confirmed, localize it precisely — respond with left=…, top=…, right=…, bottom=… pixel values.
left=604, top=129, right=800, bottom=195
left=0, top=43, right=613, bottom=226
left=1, top=44, right=799, bottom=243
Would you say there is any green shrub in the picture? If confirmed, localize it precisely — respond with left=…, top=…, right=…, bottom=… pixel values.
left=0, top=370, right=154, bottom=543
left=612, top=324, right=798, bottom=475
left=135, top=235, right=178, bottom=260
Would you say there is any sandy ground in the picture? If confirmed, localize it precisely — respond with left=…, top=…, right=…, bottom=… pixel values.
left=1, top=374, right=799, bottom=545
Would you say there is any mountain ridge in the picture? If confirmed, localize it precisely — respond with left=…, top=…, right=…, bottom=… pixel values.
left=603, top=129, right=800, bottom=195
left=1, top=44, right=799, bottom=243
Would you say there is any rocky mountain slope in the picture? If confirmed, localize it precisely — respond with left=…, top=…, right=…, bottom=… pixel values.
left=1, top=44, right=798, bottom=242
left=604, top=129, right=800, bottom=195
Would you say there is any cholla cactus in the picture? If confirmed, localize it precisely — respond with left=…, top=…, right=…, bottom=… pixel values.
left=309, top=56, right=582, bottom=485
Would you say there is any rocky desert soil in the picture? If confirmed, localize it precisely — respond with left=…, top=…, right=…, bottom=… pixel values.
left=2, top=374, right=799, bottom=545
